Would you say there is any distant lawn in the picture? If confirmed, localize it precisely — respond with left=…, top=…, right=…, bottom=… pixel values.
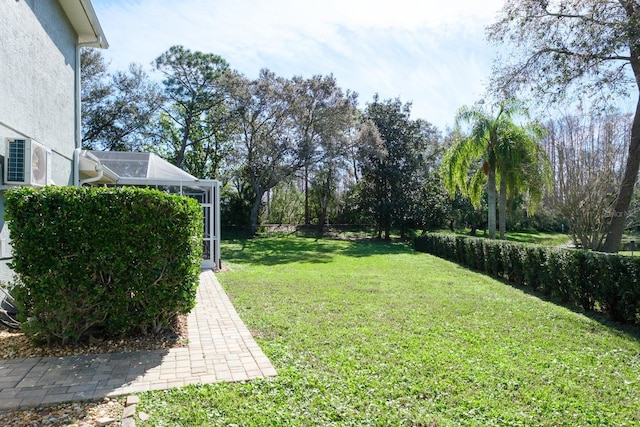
left=436, top=229, right=572, bottom=247
left=504, top=231, right=571, bottom=246
left=139, top=236, right=640, bottom=426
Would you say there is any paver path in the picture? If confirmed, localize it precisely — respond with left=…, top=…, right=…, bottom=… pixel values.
left=0, top=270, right=277, bottom=410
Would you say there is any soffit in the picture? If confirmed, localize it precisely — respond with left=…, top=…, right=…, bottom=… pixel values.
left=57, top=0, right=109, bottom=48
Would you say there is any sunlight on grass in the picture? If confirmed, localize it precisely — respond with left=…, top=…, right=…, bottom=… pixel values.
left=505, top=231, right=571, bottom=246
left=619, top=251, right=640, bottom=257
left=435, top=229, right=572, bottom=247
left=139, top=236, right=640, bottom=426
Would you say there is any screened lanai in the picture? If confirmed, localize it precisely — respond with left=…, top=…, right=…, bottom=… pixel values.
left=75, top=150, right=220, bottom=270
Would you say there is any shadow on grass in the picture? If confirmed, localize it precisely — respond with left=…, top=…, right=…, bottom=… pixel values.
left=223, top=235, right=640, bottom=342
left=222, top=236, right=413, bottom=266
left=450, top=261, right=640, bottom=343
left=519, top=280, right=640, bottom=342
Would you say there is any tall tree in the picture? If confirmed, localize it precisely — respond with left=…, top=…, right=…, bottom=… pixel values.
left=354, top=119, right=386, bottom=230
left=495, top=122, right=552, bottom=238
left=357, top=96, right=436, bottom=240
left=231, top=69, right=301, bottom=235
left=488, top=0, right=640, bottom=252
left=289, top=75, right=358, bottom=227
left=152, top=45, right=233, bottom=176
left=81, top=48, right=162, bottom=151
left=441, top=99, right=534, bottom=239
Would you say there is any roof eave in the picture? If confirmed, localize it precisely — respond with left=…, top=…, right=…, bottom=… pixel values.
left=58, top=0, right=109, bottom=49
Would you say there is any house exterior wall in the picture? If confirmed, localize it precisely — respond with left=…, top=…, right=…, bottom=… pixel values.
left=0, top=0, right=80, bottom=284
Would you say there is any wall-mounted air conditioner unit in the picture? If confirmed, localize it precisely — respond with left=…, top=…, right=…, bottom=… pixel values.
left=4, top=138, right=52, bottom=186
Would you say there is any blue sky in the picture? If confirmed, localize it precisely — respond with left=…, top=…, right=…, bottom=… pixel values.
left=91, top=0, right=505, bottom=131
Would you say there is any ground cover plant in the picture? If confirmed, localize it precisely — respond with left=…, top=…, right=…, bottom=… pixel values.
left=139, top=236, right=640, bottom=426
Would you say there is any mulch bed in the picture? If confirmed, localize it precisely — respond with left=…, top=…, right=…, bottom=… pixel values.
left=0, top=315, right=188, bottom=359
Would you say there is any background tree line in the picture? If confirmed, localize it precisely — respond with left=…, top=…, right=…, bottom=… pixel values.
left=83, top=1, right=640, bottom=253
left=81, top=45, right=446, bottom=239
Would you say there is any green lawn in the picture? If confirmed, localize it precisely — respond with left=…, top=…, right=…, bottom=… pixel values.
left=504, top=231, right=572, bottom=246
left=435, top=229, right=572, bottom=247
left=139, top=236, right=640, bottom=426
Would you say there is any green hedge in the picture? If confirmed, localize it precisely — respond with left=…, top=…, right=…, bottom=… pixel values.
left=5, top=186, right=203, bottom=344
left=414, top=233, right=640, bottom=324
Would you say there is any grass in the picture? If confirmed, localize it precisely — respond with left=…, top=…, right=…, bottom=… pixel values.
left=435, top=229, right=572, bottom=247
left=139, top=236, right=640, bottom=426
left=504, top=231, right=571, bottom=246
left=618, top=251, right=639, bottom=257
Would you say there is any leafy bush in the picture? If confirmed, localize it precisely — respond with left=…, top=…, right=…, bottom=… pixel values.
left=5, top=186, right=203, bottom=344
left=414, top=233, right=640, bottom=324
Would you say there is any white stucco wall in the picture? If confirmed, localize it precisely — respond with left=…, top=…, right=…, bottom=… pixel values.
left=0, top=0, right=80, bottom=284
left=0, top=0, right=77, bottom=185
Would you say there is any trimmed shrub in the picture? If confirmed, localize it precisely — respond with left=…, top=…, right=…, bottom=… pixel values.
left=522, top=245, right=547, bottom=293
left=502, top=243, right=525, bottom=286
left=414, top=233, right=640, bottom=325
left=5, top=186, right=203, bottom=344
left=484, top=240, right=504, bottom=278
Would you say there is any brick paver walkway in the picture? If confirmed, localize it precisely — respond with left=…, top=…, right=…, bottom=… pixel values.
left=0, top=270, right=277, bottom=410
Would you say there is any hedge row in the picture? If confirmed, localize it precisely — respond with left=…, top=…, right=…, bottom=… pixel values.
left=5, top=186, right=203, bottom=344
left=414, top=233, right=640, bottom=324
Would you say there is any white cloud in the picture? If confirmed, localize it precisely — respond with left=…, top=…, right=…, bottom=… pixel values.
left=92, top=0, right=504, bottom=130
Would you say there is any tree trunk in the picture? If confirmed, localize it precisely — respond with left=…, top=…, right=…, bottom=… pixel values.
left=317, top=174, right=330, bottom=236
left=499, top=177, right=507, bottom=240
left=175, top=114, right=192, bottom=169
left=317, top=208, right=326, bottom=236
left=352, top=151, right=359, bottom=183
left=249, top=189, right=265, bottom=236
left=317, top=195, right=328, bottom=236
left=487, top=168, right=497, bottom=240
left=384, top=204, right=391, bottom=240
left=602, top=97, right=640, bottom=252
left=304, top=164, right=310, bottom=226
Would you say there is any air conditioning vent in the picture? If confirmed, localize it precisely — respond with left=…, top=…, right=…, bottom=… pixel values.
left=4, top=139, right=52, bottom=186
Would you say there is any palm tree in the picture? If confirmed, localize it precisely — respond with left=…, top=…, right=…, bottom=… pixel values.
left=495, top=122, right=552, bottom=238
left=442, top=99, right=549, bottom=239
